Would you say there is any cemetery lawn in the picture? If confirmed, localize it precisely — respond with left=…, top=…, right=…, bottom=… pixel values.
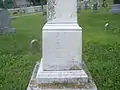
left=0, top=10, right=120, bottom=90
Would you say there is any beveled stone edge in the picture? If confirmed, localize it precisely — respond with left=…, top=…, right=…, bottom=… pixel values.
left=26, top=59, right=97, bottom=90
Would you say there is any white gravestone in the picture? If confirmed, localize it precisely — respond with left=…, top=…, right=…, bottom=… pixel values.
left=25, top=7, right=35, bottom=14
left=27, top=0, right=97, bottom=90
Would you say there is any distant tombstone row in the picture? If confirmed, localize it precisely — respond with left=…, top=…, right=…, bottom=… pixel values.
left=0, top=9, right=15, bottom=35
left=78, top=0, right=120, bottom=14
left=76, top=0, right=99, bottom=12
left=82, top=0, right=108, bottom=12
left=81, top=0, right=99, bottom=11
left=25, top=7, right=35, bottom=14
left=9, top=6, right=43, bottom=16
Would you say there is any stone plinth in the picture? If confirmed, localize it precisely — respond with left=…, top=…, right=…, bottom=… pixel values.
left=27, top=61, right=97, bottom=90
left=36, top=59, right=88, bottom=84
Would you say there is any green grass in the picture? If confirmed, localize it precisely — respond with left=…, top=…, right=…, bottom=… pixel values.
left=78, top=7, right=120, bottom=90
left=0, top=14, right=46, bottom=90
left=79, top=9, right=120, bottom=45
left=0, top=2, right=120, bottom=90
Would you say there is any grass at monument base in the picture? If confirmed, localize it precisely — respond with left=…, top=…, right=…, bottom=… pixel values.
left=0, top=9, right=120, bottom=90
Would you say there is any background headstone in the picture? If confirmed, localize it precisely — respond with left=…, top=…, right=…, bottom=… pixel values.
left=110, top=0, right=120, bottom=14
left=0, top=9, right=15, bottom=34
left=25, top=7, right=35, bottom=14
left=83, top=0, right=90, bottom=10
left=92, top=0, right=99, bottom=12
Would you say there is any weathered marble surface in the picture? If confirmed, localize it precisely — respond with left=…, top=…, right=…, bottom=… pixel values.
left=42, top=23, right=82, bottom=71
left=35, top=59, right=88, bottom=84
left=27, top=61, right=97, bottom=90
left=47, top=0, right=77, bottom=23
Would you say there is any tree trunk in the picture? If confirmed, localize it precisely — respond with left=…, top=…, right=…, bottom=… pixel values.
left=40, top=0, right=43, bottom=11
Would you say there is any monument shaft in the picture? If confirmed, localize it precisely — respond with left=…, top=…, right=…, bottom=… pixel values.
left=47, top=0, right=77, bottom=23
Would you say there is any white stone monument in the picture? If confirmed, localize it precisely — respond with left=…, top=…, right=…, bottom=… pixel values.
left=27, top=0, right=97, bottom=90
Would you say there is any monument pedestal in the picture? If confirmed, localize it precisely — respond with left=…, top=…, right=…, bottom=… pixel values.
left=110, top=4, right=120, bottom=14
left=27, top=61, right=97, bottom=90
left=36, top=59, right=88, bottom=84
left=27, top=23, right=97, bottom=90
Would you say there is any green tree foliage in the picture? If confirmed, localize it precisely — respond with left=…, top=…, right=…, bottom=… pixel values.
left=29, top=0, right=47, bottom=11
left=0, top=0, right=13, bottom=9
left=29, top=0, right=47, bottom=5
left=0, top=0, right=4, bottom=8
left=4, top=0, right=13, bottom=9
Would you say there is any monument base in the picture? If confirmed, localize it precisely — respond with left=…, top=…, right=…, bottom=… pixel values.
left=110, top=4, right=120, bottom=14
left=26, top=59, right=97, bottom=90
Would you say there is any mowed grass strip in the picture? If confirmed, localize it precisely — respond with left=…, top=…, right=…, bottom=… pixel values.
left=0, top=14, right=45, bottom=90
left=79, top=7, right=120, bottom=90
